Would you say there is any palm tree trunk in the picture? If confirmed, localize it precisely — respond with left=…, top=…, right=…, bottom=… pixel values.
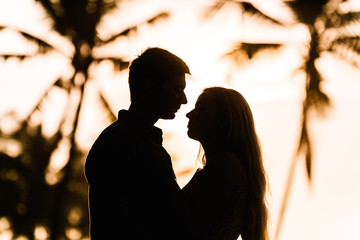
left=274, top=26, right=328, bottom=239
left=50, top=76, right=86, bottom=239
left=50, top=43, right=91, bottom=238
left=274, top=150, right=300, bottom=239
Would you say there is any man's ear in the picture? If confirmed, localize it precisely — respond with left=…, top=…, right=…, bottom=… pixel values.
left=145, top=78, right=160, bottom=97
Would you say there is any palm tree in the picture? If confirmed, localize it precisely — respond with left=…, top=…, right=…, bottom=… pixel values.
left=0, top=0, right=169, bottom=238
left=205, top=0, right=360, bottom=238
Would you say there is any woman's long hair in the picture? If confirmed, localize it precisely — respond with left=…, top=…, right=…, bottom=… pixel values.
left=201, top=87, right=269, bottom=240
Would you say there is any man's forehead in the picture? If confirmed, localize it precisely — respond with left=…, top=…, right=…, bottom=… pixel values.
left=169, top=75, right=186, bottom=86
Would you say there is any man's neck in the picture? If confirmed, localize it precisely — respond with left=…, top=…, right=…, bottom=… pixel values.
left=128, top=101, right=158, bottom=129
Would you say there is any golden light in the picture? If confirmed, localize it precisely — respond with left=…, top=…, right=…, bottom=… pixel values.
left=34, top=226, right=49, bottom=240
left=65, top=227, right=82, bottom=240
left=1, top=0, right=360, bottom=240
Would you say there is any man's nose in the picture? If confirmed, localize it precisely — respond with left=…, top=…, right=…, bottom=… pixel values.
left=181, top=91, right=188, bottom=105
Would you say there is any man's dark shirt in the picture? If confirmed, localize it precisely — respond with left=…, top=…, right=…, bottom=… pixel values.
left=85, top=110, right=191, bottom=239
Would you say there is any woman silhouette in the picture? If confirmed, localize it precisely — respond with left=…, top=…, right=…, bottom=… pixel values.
left=183, top=87, right=269, bottom=240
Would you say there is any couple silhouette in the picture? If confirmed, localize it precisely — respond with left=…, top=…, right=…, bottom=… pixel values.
left=85, top=48, right=269, bottom=240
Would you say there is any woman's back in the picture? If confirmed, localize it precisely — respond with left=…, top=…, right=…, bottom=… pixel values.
left=182, top=152, right=248, bottom=240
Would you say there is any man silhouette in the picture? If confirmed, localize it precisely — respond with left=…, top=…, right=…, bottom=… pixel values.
left=85, top=48, right=191, bottom=239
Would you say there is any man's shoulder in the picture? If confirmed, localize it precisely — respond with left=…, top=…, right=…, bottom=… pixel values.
left=95, top=110, right=136, bottom=143
left=98, top=119, right=127, bottom=140
left=85, top=120, right=134, bottom=183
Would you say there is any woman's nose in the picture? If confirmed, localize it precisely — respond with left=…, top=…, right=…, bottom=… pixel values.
left=186, top=109, right=193, bottom=118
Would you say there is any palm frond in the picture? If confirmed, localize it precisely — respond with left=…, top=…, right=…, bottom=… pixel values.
left=203, top=0, right=227, bottom=18
left=287, top=0, right=328, bottom=25
left=93, top=57, right=130, bottom=72
left=35, top=0, right=61, bottom=27
left=238, top=2, right=284, bottom=26
left=36, top=0, right=80, bottom=38
left=224, top=42, right=282, bottom=65
left=38, top=0, right=105, bottom=46
left=204, top=1, right=285, bottom=26
left=100, top=26, right=138, bottom=45
left=98, top=11, right=170, bottom=45
left=325, top=11, right=360, bottom=29
left=331, top=36, right=360, bottom=53
left=25, top=77, right=70, bottom=124
left=147, top=12, right=169, bottom=24
left=99, top=0, right=117, bottom=16
left=329, top=36, right=360, bottom=66
left=0, top=25, right=56, bottom=55
left=54, top=78, right=72, bottom=93
left=340, top=11, right=360, bottom=24
left=19, top=32, right=54, bottom=54
left=0, top=54, right=30, bottom=61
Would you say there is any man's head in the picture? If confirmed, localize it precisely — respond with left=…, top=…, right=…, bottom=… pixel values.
left=128, top=47, right=190, bottom=119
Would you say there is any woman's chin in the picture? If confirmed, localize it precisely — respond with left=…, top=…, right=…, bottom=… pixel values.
left=186, top=130, right=192, bottom=138
left=187, top=130, right=198, bottom=141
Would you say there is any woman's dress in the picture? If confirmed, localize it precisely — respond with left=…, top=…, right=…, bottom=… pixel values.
left=182, top=153, right=248, bottom=240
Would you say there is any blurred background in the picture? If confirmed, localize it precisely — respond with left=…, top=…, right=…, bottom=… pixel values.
left=0, top=0, right=360, bottom=239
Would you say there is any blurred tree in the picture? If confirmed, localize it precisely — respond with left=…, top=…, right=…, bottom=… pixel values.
left=0, top=0, right=169, bottom=239
left=206, top=0, right=360, bottom=239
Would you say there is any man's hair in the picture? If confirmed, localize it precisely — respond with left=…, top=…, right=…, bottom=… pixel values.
left=128, top=47, right=190, bottom=101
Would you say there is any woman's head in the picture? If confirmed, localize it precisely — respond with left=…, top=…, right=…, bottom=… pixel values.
left=186, top=88, right=223, bottom=145
left=187, top=87, right=256, bottom=156
left=187, top=87, right=269, bottom=240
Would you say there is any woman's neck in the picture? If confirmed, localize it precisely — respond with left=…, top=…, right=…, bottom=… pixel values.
left=202, top=141, right=228, bottom=164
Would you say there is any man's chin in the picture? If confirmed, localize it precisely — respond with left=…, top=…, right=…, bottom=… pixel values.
left=160, top=112, right=176, bottom=120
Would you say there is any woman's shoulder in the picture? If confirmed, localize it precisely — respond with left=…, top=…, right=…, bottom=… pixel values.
left=211, top=152, right=246, bottom=179
left=213, top=152, right=244, bottom=168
